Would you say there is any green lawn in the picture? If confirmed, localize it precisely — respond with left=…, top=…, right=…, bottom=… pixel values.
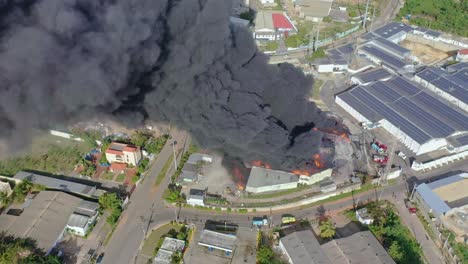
left=311, top=79, right=324, bottom=100
left=155, top=156, right=174, bottom=186
left=242, top=184, right=374, bottom=208
left=101, top=172, right=114, bottom=181
left=141, top=223, right=181, bottom=256
left=245, top=185, right=309, bottom=199
left=115, top=174, right=126, bottom=182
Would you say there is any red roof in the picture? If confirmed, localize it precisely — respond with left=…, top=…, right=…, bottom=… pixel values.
left=272, top=13, right=294, bottom=30
left=459, top=49, right=468, bottom=55
left=106, top=149, right=123, bottom=155
left=123, top=146, right=138, bottom=152
left=110, top=162, right=127, bottom=172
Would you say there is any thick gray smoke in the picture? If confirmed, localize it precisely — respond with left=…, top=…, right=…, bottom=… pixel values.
left=0, top=0, right=345, bottom=170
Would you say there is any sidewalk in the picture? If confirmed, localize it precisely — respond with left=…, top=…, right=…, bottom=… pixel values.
left=393, top=197, right=445, bottom=264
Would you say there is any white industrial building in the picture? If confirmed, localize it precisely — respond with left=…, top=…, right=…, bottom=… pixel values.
left=336, top=76, right=468, bottom=171
left=254, top=11, right=296, bottom=41
left=414, top=66, right=468, bottom=112
left=246, top=167, right=299, bottom=193
left=245, top=167, right=332, bottom=193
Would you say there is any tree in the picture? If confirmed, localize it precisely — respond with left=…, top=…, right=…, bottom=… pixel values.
left=0, top=232, right=63, bottom=264
left=176, top=232, right=187, bottom=241
left=257, top=246, right=275, bottom=264
left=239, top=8, right=255, bottom=24
left=98, top=193, right=122, bottom=227
left=131, top=131, right=151, bottom=147
left=388, top=241, right=404, bottom=262
left=170, top=251, right=183, bottom=264
left=0, top=192, right=10, bottom=206
left=319, top=218, right=336, bottom=239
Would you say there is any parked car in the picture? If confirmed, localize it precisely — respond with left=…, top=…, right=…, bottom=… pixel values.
left=397, top=151, right=407, bottom=159
left=408, top=208, right=418, bottom=215
left=281, top=215, right=296, bottom=225
left=96, top=253, right=104, bottom=264
left=252, top=216, right=268, bottom=226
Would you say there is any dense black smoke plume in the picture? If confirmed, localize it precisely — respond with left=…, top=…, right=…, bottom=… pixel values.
left=0, top=0, right=345, bottom=170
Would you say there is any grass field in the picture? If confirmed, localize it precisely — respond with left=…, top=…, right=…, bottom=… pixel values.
left=141, top=223, right=181, bottom=256
left=115, top=174, right=126, bottom=182
left=245, top=185, right=309, bottom=199
left=311, top=79, right=324, bottom=100
left=155, top=156, right=174, bottom=186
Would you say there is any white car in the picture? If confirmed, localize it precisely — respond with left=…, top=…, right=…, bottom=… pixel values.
left=397, top=151, right=407, bottom=159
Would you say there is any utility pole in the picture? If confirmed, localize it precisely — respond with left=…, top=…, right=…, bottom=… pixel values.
left=378, top=127, right=398, bottom=201
left=370, top=1, right=376, bottom=31
left=172, top=141, right=178, bottom=171
left=363, top=0, right=371, bottom=31
left=315, top=21, right=321, bottom=51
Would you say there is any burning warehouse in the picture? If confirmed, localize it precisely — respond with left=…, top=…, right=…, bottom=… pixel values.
left=245, top=166, right=332, bottom=193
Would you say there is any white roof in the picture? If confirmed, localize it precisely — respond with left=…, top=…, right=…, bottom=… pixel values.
left=246, top=167, right=299, bottom=188
left=160, top=237, right=185, bottom=252
left=198, top=229, right=237, bottom=252
left=67, top=213, right=90, bottom=228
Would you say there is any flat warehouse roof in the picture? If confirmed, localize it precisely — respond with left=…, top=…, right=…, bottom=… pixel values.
left=246, top=167, right=298, bottom=188
left=14, top=171, right=98, bottom=197
left=352, top=68, right=392, bottom=84
left=361, top=46, right=407, bottom=69
left=373, top=22, right=412, bottom=39
left=416, top=67, right=468, bottom=104
left=373, top=37, right=410, bottom=55
left=198, top=230, right=236, bottom=252
left=337, top=76, right=468, bottom=144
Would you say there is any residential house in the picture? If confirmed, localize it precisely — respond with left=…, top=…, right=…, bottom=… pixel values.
left=109, top=162, right=127, bottom=174
left=105, top=142, right=142, bottom=166
left=187, top=189, right=205, bottom=207
left=154, top=237, right=186, bottom=264
left=66, top=200, right=100, bottom=236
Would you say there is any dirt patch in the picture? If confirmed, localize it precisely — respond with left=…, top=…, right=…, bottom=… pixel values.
left=400, top=40, right=450, bottom=65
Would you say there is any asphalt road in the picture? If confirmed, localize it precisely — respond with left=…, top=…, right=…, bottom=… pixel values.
left=101, top=130, right=187, bottom=264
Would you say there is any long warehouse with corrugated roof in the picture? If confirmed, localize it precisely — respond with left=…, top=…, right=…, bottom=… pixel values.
left=335, top=75, right=468, bottom=158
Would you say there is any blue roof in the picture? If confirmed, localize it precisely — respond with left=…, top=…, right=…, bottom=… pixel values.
left=373, top=22, right=412, bottom=39
left=427, top=174, right=465, bottom=190
left=416, top=183, right=451, bottom=216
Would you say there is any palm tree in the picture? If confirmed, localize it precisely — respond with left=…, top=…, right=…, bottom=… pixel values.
left=319, top=218, right=336, bottom=239
left=0, top=192, right=10, bottom=206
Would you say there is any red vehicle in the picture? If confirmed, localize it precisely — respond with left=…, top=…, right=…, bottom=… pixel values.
left=408, top=208, right=418, bottom=215
left=373, top=154, right=388, bottom=164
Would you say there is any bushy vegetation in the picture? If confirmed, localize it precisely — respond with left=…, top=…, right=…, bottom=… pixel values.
left=305, top=47, right=326, bottom=61
left=0, top=232, right=62, bottom=264
left=0, top=180, right=45, bottom=207
left=398, top=0, right=468, bottom=37
left=98, top=193, right=122, bottom=227
left=364, top=202, right=423, bottom=264
left=170, top=145, right=199, bottom=181
left=130, top=131, right=169, bottom=155
left=319, top=217, right=336, bottom=239
left=163, top=183, right=185, bottom=203
left=0, top=145, right=83, bottom=177
left=264, top=41, right=279, bottom=51
left=239, top=8, right=255, bottom=24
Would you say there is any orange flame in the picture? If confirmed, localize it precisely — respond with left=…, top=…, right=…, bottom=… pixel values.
left=233, top=167, right=245, bottom=190
left=291, top=169, right=310, bottom=176
left=251, top=160, right=272, bottom=169
left=313, top=153, right=324, bottom=168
